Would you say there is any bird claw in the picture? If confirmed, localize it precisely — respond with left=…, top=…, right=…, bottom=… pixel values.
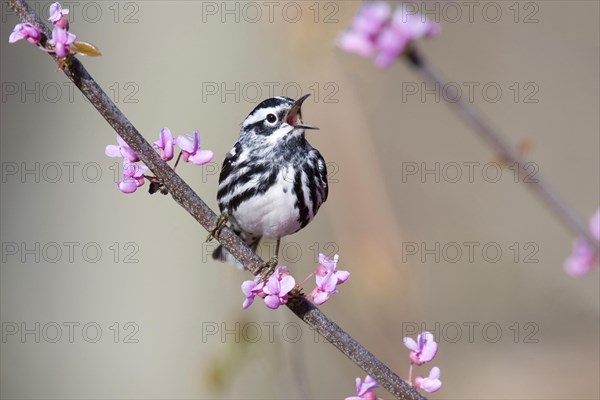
left=206, top=212, right=229, bottom=242
left=258, top=257, right=279, bottom=283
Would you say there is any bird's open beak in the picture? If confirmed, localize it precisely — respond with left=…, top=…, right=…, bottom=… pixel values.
left=286, top=94, right=319, bottom=130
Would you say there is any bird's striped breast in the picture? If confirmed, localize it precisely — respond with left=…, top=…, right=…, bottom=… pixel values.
left=216, top=144, right=328, bottom=239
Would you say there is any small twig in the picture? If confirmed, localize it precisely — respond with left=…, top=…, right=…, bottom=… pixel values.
left=406, top=46, right=599, bottom=250
left=5, top=1, right=425, bottom=399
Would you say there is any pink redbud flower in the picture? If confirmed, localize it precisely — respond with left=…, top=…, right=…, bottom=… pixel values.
left=105, top=135, right=139, bottom=162
left=390, top=6, right=441, bottom=38
left=564, top=238, right=598, bottom=276
left=8, top=23, right=42, bottom=44
left=49, top=2, right=69, bottom=22
left=49, top=2, right=69, bottom=26
left=263, top=266, right=295, bottom=309
left=351, top=2, right=391, bottom=36
left=564, top=208, right=600, bottom=276
left=174, top=130, right=214, bottom=166
left=403, top=331, right=438, bottom=366
left=48, top=25, right=75, bottom=58
left=310, top=253, right=350, bottom=305
left=310, top=271, right=337, bottom=305
left=414, top=366, right=442, bottom=393
left=345, top=375, right=381, bottom=400
left=376, top=8, right=441, bottom=69
left=317, top=253, right=350, bottom=285
left=118, top=160, right=147, bottom=194
left=337, top=2, right=390, bottom=57
left=153, top=127, right=175, bottom=161
left=240, top=276, right=266, bottom=309
left=337, top=30, right=377, bottom=58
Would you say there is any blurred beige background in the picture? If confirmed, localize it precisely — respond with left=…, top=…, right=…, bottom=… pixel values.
left=1, top=1, right=598, bottom=399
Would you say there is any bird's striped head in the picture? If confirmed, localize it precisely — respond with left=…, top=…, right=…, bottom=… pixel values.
left=240, top=95, right=318, bottom=145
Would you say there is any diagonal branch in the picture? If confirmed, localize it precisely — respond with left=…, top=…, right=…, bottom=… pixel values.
left=5, top=1, right=426, bottom=399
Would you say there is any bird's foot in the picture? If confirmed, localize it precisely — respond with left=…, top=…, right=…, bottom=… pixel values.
left=206, top=212, right=229, bottom=242
left=258, top=257, right=279, bottom=283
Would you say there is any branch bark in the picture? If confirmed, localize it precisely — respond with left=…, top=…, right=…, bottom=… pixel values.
left=5, top=1, right=426, bottom=399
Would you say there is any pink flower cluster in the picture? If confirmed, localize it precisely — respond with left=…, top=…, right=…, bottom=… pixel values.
left=9, top=2, right=101, bottom=61
left=9, top=2, right=75, bottom=58
left=345, top=332, right=442, bottom=400
left=241, top=266, right=295, bottom=310
left=346, top=331, right=442, bottom=399
left=105, top=128, right=214, bottom=194
left=564, top=208, right=600, bottom=276
left=310, top=253, right=350, bottom=305
left=403, top=331, right=442, bottom=393
left=337, top=2, right=440, bottom=68
left=241, top=254, right=350, bottom=310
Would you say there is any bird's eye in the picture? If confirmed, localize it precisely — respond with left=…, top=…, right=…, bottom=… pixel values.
left=266, top=114, right=277, bottom=124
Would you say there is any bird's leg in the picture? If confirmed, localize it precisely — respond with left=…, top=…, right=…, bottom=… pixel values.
left=259, top=239, right=280, bottom=282
left=206, top=212, right=229, bottom=242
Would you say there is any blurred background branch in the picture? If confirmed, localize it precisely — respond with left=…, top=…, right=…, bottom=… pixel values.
left=406, top=45, right=599, bottom=251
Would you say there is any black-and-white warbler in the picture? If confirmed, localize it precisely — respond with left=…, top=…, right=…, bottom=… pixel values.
left=211, top=95, right=328, bottom=273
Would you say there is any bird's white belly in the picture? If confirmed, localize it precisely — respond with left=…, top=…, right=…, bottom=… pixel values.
left=233, top=174, right=300, bottom=239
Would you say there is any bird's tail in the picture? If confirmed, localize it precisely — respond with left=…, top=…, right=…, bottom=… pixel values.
left=212, top=230, right=261, bottom=270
